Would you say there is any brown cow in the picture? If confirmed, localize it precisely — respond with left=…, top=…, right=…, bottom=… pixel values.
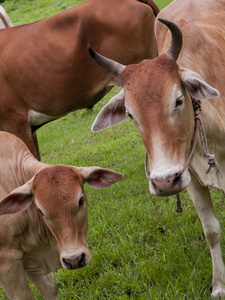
left=0, top=0, right=159, bottom=160
left=0, top=132, right=123, bottom=299
left=88, top=0, right=225, bottom=297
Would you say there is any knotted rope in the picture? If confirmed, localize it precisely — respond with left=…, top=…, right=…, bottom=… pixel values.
left=197, top=117, right=220, bottom=175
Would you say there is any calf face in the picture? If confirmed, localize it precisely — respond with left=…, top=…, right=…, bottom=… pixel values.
left=0, top=165, right=123, bottom=270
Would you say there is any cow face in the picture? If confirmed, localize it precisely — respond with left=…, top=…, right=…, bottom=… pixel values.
left=88, top=18, right=219, bottom=197
left=0, top=165, right=123, bottom=270
left=121, top=55, right=196, bottom=196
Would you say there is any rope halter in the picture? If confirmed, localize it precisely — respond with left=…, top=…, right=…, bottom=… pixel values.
left=145, top=95, right=220, bottom=187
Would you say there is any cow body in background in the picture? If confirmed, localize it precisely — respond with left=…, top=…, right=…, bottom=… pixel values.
left=89, top=0, right=225, bottom=297
left=0, top=6, right=13, bottom=28
left=0, top=0, right=159, bottom=159
left=0, top=132, right=123, bottom=299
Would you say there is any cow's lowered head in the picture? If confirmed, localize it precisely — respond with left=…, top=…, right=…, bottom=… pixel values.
left=88, top=18, right=219, bottom=197
left=0, top=165, right=123, bottom=269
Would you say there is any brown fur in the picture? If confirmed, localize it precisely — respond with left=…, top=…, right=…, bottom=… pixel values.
left=138, top=0, right=160, bottom=16
left=0, top=0, right=158, bottom=159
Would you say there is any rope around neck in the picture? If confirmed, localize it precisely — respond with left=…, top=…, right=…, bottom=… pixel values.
left=144, top=96, right=220, bottom=214
left=145, top=98, right=200, bottom=183
left=145, top=97, right=220, bottom=183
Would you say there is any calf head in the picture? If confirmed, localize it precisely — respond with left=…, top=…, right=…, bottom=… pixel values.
left=88, top=18, right=219, bottom=196
left=0, top=165, right=123, bottom=269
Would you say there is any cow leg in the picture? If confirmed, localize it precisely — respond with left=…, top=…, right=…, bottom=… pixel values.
left=3, top=116, right=40, bottom=159
left=0, top=250, right=34, bottom=300
left=188, top=172, right=225, bottom=298
left=26, top=272, right=59, bottom=300
left=32, top=131, right=41, bottom=161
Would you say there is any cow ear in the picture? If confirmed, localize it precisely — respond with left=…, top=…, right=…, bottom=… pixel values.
left=79, top=167, right=124, bottom=189
left=180, top=67, right=220, bottom=99
left=92, top=89, right=127, bottom=132
left=0, top=180, right=33, bottom=215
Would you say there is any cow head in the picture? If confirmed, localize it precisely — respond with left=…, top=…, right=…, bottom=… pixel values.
left=88, top=18, right=219, bottom=197
left=0, top=165, right=123, bottom=269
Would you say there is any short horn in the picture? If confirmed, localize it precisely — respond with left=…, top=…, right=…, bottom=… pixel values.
left=158, top=18, right=183, bottom=61
left=87, top=44, right=126, bottom=77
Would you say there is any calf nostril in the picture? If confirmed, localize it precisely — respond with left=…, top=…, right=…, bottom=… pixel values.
left=63, top=258, right=72, bottom=269
left=76, top=253, right=85, bottom=267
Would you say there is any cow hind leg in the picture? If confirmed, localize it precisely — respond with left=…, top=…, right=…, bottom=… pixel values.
left=26, top=272, right=59, bottom=300
left=188, top=172, right=225, bottom=298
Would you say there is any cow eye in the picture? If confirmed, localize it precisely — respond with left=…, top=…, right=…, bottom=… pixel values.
left=79, top=196, right=84, bottom=207
left=175, top=97, right=183, bottom=108
left=38, top=208, right=44, bottom=216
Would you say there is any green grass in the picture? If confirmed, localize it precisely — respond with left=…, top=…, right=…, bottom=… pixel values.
left=1, top=0, right=225, bottom=299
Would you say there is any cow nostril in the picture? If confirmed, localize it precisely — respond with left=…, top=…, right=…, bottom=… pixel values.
left=151, top=181, right=160, bottom=193
left=173, top=174, right=181, bottom=187
left=63, top=258, right=72, bottom=269
left=76, top=253, right=85, bottom=267
left=151, top=172, right=183, bottom=196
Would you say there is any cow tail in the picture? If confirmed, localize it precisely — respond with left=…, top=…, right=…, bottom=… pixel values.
left=137, top=0, right=160, bottom=16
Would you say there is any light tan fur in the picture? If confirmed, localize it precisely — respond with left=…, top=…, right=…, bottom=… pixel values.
left=0, top=132, right=123, bottom=299
left=90, top=0, right=225, bottom=297
left=156, top=2, right=225, bottom=296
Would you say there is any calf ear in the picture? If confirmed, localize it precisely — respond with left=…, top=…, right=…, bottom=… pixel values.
left=0, top=180, right=33, bottom=215
left=92, top=89, right=127, bottom=132
left=80, top=167, right=124, bottom=189
left=180, top=68, right=220, bottom=99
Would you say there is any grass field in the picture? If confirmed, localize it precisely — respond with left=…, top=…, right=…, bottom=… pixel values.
left=1, top=1, right=225, bottom=299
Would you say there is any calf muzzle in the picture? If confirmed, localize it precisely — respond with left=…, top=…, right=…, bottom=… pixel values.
left=63, top=253, right=86, bottom=269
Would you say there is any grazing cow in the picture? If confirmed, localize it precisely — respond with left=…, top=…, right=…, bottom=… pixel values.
left=89, top=0, right=225, bottom=297
left=0, top=0, right=159, bottom=160
left=0, top=6, right=13, bottom=28
left=0, top=132, right=123, bottom=299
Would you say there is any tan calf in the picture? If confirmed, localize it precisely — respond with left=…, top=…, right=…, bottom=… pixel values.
left=0, top=132, right=123, bottom=299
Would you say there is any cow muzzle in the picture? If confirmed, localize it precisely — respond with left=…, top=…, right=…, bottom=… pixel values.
left=149, top=168, right=191, bottom=196
left=63, top=253, right=85, bottom=269
left=61, top=249, right=91, bottom=270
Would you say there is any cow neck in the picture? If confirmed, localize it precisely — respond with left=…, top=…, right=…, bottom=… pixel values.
left=145, top=96, right=201, bottom=183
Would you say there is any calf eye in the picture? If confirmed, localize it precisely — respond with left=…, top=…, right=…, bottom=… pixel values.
left=38, top=208, right=44, bottom=216
left=79, top=196, right=84, bottom=207
left=175, top=98, right=183, bottom=108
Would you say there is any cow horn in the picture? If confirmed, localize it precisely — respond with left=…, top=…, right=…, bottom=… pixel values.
left=87, top=45, right=126, bottom=77
left=158, top=18, right=183, bottom=61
